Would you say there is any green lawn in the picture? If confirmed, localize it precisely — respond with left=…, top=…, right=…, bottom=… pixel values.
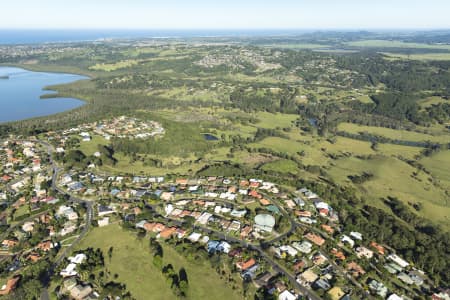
left=78, top=135, right=108, bottom=156
left=260, top=159, right=300, bottom=174
left=76, top=224, right=243, bottom=300
left=250, top=136, right=303, bottom=154
left=254, top=112, right=298, bottom=129
left=13, top=205, right=29, bottom=219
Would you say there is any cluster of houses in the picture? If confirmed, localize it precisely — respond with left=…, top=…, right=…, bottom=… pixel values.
left=55, top=115, right=164, bottom=144
left=0, top=140, right=56, bottom=217
left=57, top=168, right=442, bottom=299
left=195, top=49, right=281, bottom=72
left=2, top=136, right=444, bottom=300
left=273, top=187, right=434, bottom=300
left=60, top=253, right=100, bottom=300
left=136, top=219, right=187, bottom=239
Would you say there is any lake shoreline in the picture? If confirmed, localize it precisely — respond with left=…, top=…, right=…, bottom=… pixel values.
left=0, top=66, right=88, bottom=124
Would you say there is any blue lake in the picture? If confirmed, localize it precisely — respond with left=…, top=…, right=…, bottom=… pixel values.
left=0, top=67, right=87, bottom=123
left=203, top=133, right=219, bottom=141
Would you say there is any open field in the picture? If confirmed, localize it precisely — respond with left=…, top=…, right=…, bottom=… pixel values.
left=420, top=150, right=450, bottom=191
left=347, top=40, right=450, bottom=50
left=89, top=60, right=139, bottom=71
left=375, top=143, right=423, bottom=160
left=260, top=158, right=300, bottom=174
left=318, top=136, right=375, bottom=156
left=326, top=156, right=450, bottom=229
left=148, top=86, right=225, bottom=103
left=382, top=52, right=450, bottom=61
left=337, top=122, right=449, bottom=143
left=77, top=135, right=108, bottom=156
left=99, top=152, right=205, bottom=176
left=417, top=96, right=449, bottom=109
left=76, top=224, right=243, bottom=300
left=262, top=43, right=330, bottom=49
left=253, top=112, right=298, bottom=129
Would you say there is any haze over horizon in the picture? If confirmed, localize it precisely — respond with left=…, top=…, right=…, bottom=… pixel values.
left=1, top=0, right=450, bottom=30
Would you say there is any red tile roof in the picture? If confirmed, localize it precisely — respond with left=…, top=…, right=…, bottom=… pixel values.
left=237, top=258, right=256, bottom=271
left=305, top=233, right=325, bottom=246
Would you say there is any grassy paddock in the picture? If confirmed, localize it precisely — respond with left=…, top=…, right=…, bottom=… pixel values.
left=327, top=156, right=450, bottom=229
left=337, top=122, right=448, bottom=143
left=76, top=224, right=243, bottom=300
left=347, top=40, right=450, bottom=50
left=382, top=52, right=450, bottom=61
left=417, top=96, right=449, bottom=109
left=260, top=159, right=300, bottom=174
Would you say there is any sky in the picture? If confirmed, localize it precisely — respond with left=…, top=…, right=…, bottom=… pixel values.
left=1, top=0, right=449, bottom=30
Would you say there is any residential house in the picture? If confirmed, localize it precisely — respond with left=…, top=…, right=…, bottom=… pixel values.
left=370, top=241, right=385, bottom=255
left=237, top=258, right=256, bottom=271
left=368, top=280, right=388, bottom=298
left=330, top=248, right=346, bottom=261
left=356, top=246, right=373, bottom=259
left=292, top=241, right=313, bottom=254
left=70, top=284, right=93, bottom=300
left=350, top=231, right=363, bottom=241
left=346, top=261, right=365, bottom=278
left=0, top=276, right=20, bottom=295
left=278, top=290, right=297, bottom=300
left=305, top=233, right=325, bottom=246
left=299, top=269, right=318, bottom=284
left=388, top=254, right=410, bottom=269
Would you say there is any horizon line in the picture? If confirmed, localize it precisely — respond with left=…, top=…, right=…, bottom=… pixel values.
left=1, top=27, right=450, bottom=31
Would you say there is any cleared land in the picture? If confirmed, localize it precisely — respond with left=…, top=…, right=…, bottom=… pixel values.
left=76, top=224, right=243, bottom=300
left=382, top=52, right=450, bottom=61
left=89, top=60, right=139, bottom=71
left=337, top=122, right=449, bottom=143
left=417, top=96, right=449, bottom=109
left=347, top=40, right=450, bottom=50
left=327, top=156, right=450, bottom=229
left=420, top=150, right=450, bottom=191
left=260, top=159, right=300, bottom=174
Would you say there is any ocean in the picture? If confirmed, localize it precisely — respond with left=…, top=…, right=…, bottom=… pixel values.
left=0, top=29, right=308, bottom=45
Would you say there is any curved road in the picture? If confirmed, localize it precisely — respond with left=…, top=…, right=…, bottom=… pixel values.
left=26, top=139, right=94, bottom=299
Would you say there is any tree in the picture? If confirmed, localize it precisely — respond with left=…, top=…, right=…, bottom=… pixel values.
left=108, top=246, right=114, bottom=262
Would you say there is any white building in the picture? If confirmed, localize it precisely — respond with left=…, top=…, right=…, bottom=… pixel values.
left=388, top=254, right=410, bottom=269
left=279, top=290, right=296, bottom=300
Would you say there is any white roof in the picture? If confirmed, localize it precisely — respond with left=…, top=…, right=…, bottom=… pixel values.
left=188, top=232, right=202, bottom=242
left=69, top=253, right=87, bottom=264
left=340, top=235, right=355, bottom=248
left=279, top=290, right=296, bottom=300
left=254, top=214, right=275, bottom=227
left=388, top=254, right=410, bottom=268
left=315, top=202, right=329, bottom=210
left=350, top=231, right=363, bottom=240
left=387, top=294, right=403, bottom=300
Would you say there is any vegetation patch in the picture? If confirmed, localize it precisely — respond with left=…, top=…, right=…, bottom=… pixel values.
left=76, top=224, right=243, bottom=300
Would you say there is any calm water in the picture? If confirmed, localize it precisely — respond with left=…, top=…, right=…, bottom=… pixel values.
left=0, top=29, right=313, bottom=45
left=203, top=133, right=219, bottom=141
left=0, top=67, right=87, bottom=123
